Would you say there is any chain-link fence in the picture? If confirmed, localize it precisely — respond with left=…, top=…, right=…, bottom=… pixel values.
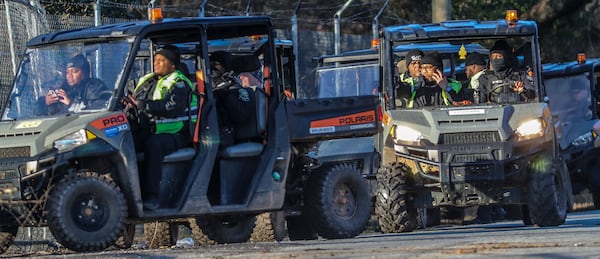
left=0, top=0, right=49, bottom=109
left=0, top=1, right=372, bottom=106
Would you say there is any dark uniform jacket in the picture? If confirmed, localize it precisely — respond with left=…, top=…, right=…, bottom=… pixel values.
left=212, top=70, right=254, bottom=146
left=478, top=68, right=536, bottom=103
left=409, top=80, right=451, bottom=108
left=41, top=77, right=108, bottom=115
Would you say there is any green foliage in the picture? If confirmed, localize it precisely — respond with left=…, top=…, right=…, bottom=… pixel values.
left=37, top=0, right=593, bottom=63
left=452, top=0, right=588, bottom=62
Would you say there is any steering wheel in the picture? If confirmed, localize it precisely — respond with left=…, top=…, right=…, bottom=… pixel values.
left=488, top=81, right=515, bottom=102
left=122, top=80, right=142, bottom=126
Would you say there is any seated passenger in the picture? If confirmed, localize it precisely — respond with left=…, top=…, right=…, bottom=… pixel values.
left=407, top=52, right=453, bottom=108
left=39, top=54, right=108, bottom=114
left=478, top=41, right=536, bottom=103
left=210, top=51, right=254, bottom=146
left=395, top=49, right=423, bottom=107
left=464, top=52, right=487, bottom=103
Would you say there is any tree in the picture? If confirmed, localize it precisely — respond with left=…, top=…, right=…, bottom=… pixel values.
left=39, top=0, right=600, bottom=63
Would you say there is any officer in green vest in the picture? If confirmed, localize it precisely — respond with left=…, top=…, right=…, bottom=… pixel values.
left=127, top=44, right=195, bottom=210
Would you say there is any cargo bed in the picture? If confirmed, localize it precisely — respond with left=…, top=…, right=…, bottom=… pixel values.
left=285, top=95, right=380, bottom=142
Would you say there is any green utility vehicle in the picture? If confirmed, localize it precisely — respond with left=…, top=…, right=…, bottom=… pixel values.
left=0, top=15, right=379, bottom=253
left=313, top=42, right=489, bottom=189
left=376, top=16, right=572, bottom=233
left=543, top=57, right=600, bottom=207
left=313, top=42, right=489, bottom=226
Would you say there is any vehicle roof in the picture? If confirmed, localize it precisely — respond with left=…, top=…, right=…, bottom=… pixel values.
left=27, top=16, right=273, bottom=47
left=316, top=42, right=488, bottom=64
left=382, top=19, right=538, bottom=42
left=542, top=58, right=600, bottom=78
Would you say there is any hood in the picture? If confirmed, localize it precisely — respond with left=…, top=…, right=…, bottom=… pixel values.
left=0, top=113, right=104, bottom=157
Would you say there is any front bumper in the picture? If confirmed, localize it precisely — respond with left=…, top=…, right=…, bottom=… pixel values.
left=394, top=135, right=552, bottom=207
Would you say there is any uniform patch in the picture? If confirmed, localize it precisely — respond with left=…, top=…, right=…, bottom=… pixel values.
left=238, top=88, right=250, bottom=102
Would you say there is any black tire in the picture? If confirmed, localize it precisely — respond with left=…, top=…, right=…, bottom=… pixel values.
left=188, top=218, right=216, bottom=246
left=0, top=226, right=18, bottom=254
left=441, top=207, right=465, bottom=225
left=250, top=211, right=286, bottom=242
left=592, top=191, right=600, bottom=210
left=418, top=208, right=440, bottom=228
left=527, top=158, right=568, bottom=227
left=503, top=204, right=523, bottom=220
left=375, top=162, right=418, bottom=233
left=521, top=205, right=534, bottom=226
left=114, top=224, right=136, bottom=249
left=144, top=222, right=178, bottom=249
left=196, top=215, right=255, bottom=244
left=46, top=172, right=126, bottom=252
left=304, top=164, right=372, bottom=239
left=286, top=215, right=318, bottom=241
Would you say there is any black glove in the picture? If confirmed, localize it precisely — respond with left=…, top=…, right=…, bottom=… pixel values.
left=136, top=99, right=147, bottom=112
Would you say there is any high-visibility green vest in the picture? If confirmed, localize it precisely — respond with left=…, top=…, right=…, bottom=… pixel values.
left=135, top=71, right=197, bottom=134
left=400, top=73, right=418, bottom=92
left=406, top=80, right=453, bottom=108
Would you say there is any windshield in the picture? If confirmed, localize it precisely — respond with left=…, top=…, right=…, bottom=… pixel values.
left=316, top=61, right=379, bottom=98
left=545, top=74, right=592, bottom=122
left=2, top=40, right=129, bottom=120
left=385, top=37, right=536, bottom=109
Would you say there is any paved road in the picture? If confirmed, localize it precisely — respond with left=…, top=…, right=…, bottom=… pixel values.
left=6, top=210, right=600, bottom=258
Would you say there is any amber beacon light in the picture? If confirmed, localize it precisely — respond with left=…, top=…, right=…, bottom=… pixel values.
left=371, top=38, right=380, bottom=49
left=577, top=53, right=586, bottom=64
left=149, top=7, right=163, bottom=23
left=505, top=10, right=518, bottom=26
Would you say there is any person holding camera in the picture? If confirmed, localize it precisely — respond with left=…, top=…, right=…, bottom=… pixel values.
left=41, top=54, right=108, bottom=114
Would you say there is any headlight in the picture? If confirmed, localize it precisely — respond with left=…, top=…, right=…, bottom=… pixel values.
left=572, top=131, right=596, bottom=147
left=394, top=125, right=422, bottom=142
left=54, top=129, right=95, bottom=152
left=516, top=118, right=545, bottom=140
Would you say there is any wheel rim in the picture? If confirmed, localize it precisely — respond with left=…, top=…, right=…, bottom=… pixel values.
left=71, top=193, right=109, bottom=232
left=333, top=183, right=356, bottom=219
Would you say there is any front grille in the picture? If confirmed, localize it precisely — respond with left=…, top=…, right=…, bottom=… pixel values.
left=451, top=164, right=495, bottom=181
left=442, top=152, right=492, bottom=163
left=0, top=131, right=41, bottom=138
left=440, top=131, right=499, bottom=144
left=0, top=146, right=30, bottom=158
left=453, top=154, right=490, bottom=163
left=438, top=118, right=499, bottom=125
left=0, top=170, right=18, bottom=180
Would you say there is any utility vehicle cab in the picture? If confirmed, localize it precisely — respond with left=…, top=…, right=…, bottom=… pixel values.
left=375, top=11, right=572, bottom=233
left=0, top=15, right=295, bottom=252
left=0, top=13, right=380, bottom=253
left=543, top=55, right=600, bottom=208
left=313, top=42, right=488, bottom=98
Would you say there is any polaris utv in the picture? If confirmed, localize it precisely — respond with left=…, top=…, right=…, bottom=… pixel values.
left=313, top=42, right=489, bottom=226
left=0, top=15, right=379, bottom=253
left=543, top=57, right=600, bottom=208
left=375, top=15, right=572, bottom=233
